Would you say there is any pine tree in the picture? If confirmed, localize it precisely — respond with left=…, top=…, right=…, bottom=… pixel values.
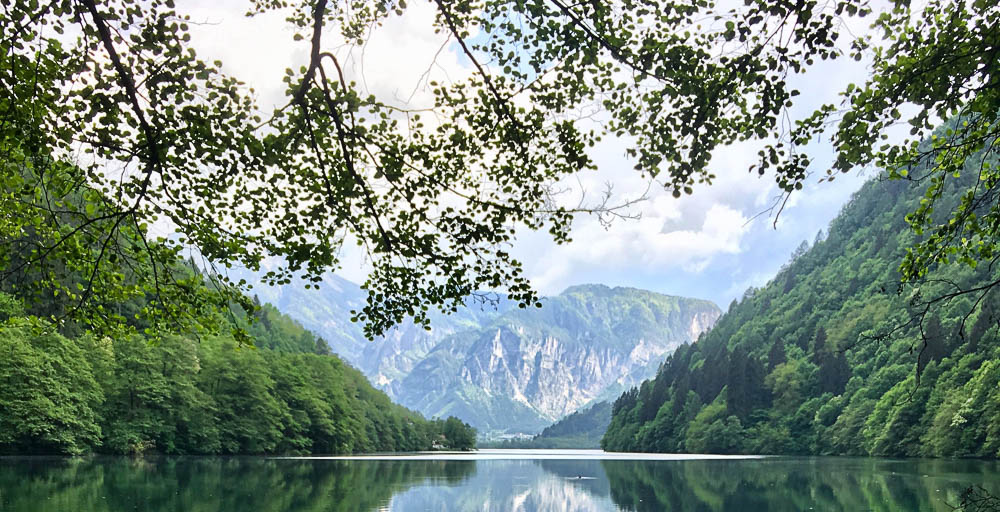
left=314, top=337, right=332, bottom=356
left=811, top=327, right=829, bottom=364
left=768, top=339, right=787, bottom=370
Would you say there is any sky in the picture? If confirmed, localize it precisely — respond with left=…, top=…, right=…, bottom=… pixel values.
left=182, top=0, right=874, bottom=309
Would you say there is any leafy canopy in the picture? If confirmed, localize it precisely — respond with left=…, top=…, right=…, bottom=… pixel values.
left=1, top=0, right=997, bottom=337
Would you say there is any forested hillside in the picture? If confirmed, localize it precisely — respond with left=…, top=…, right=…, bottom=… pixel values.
left=604, top=156, right=1000, bottom=457
left=491, top=401, right=611, bottom=449
left=0, top=290, right=476, bottom=455
left=0, top=158, right=475, bottom=456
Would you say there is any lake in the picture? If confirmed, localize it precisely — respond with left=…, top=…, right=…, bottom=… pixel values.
left=1, top=449, right=997, bottom=511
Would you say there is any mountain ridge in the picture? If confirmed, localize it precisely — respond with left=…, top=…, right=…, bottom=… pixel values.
left=237, top=274, right=720, bottom=436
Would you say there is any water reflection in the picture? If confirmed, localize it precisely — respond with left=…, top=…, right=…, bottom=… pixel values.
left=1, top=453, right=998, bottom=511
left=0, top=457, right=475, bottom=512
left=600, top=457, right=1000, bottom=512
left=386, top=459, right=619, bottom=511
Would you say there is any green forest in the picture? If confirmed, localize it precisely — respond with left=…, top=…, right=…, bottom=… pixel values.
left=0, top=158, right=475, bottom=455
left=603, top=141, right=1000, bottom=457
left=0, top=290, right=476, bottom=455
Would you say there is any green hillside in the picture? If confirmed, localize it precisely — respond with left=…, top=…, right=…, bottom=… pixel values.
left=490, top=401, right=612, bottom=449
left=604, top=162, right=1000, bottom=457
left=0, top=288, right=476, bottom=456
left=0, top=158, right=475, bottom=456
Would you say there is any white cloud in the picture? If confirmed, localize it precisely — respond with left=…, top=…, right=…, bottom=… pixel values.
left=177, top=1, right=875, bottom=307
left=183, top=0, right=468, bottom=113
left=524, top=191, right=752, bottom=294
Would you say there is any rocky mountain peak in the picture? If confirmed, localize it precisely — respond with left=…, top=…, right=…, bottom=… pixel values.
left=238, top=272, right=721, bottom=437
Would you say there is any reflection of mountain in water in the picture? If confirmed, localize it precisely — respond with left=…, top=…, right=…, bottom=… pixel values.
left=388, top=456, right=1000, bottom=512
left=387, top=459, right=619, bottom=512
left=537, top=459, right=611, bottom=498
left=3, top=455, right=1000, bottom=511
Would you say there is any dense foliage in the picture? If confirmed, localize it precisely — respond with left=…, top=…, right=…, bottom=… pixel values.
left=489, top=401, right=611, bottom=449
left=0, top=127, right=475, bottom=455
left=4, top=0, right=996, bottom=338
left=604, top=159, right=1000, bottom=457
left=0, top=291, right=476, bottom=455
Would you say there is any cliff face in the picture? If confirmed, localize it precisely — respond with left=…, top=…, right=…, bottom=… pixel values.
left=247, top=275, right=720, bottom=436
left=392, top=285, right=721, bottom=435
left=359, top=303, right=511, bottom=392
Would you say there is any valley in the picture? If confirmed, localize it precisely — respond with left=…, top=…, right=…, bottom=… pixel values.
left=248, top=277, right=719, bottom=437
left=4, top=0, right=1000, bottom=510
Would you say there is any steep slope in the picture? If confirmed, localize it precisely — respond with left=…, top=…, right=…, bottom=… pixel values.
left=603, top=167, right=1000, bottom=457
left=247, top=273, right=370, bottom=362
left=395, top=285, right=720, bottom=435
left=245, top=275, right=720, bottom=436
left=243, top=271, right=512, bottom=389
left=0, top=285, right=478, bottom=455
left=491, top=401, right=612, bottom=448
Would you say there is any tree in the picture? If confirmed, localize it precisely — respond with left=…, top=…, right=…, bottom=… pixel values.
left=441, top=416, right=477, bottom=451
left=314, top=336, right=333, bottom=356
left=726, top=345, right=752, bottom=419
left=99, top=334, right=218, bottom=454
left=768, top=339, right=787, bottom=370
left=918, top=314, right=952, bottom=375
left=765, top=358, right=816, bottom=415
left=200, top=341, right=288, bottom=454
left=3, top=0, right=998, bottom=339
left=0, top=299, right=103, bottom=455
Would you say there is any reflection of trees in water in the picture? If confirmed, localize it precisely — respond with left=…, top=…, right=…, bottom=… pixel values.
left=5, top=457, right=1000, bottom=511
left=600, top=458, right=1000, bottom=512
left=0, top=458, right=476, bottom=512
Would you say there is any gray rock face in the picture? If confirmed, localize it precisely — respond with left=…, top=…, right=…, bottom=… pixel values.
left=245, top=275, right=719, bottom=437
left=393, top=285, right=720, bottom=435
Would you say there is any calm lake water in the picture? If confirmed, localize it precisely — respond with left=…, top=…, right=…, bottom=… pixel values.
left=1, top=449, right=998, bottom=511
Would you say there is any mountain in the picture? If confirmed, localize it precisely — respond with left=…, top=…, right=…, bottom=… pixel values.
left=490, top=401, right=612, bottom=448
left=394, top=285, right=720, bottom=435
left=247, top=273, right=371, bottom=362
left=243, top=272, right=513, bottom=389
left=242, top=275, right=720, bottom=436
left=603, top=164, right=1000, bottom=457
